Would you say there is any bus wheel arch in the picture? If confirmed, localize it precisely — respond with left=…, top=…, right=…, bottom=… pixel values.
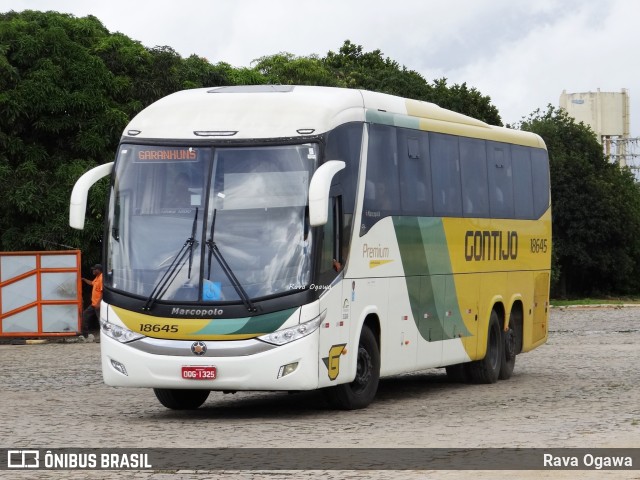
left=362, top=314, right=381, bottom=353
left=324, top=315, right=380, bottom=410
left=500, top=301, right=523, bottom=380
left=509, top=300, right=524, bottom=355
left=467, top=309, right=503, bottom=384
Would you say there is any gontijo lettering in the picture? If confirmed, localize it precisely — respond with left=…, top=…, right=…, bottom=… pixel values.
left=464, top=230, right=518, bottom=261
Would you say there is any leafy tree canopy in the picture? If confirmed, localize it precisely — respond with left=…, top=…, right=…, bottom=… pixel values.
left=0, top=10, right=231, bottom=267
left=520, top=106, right=640, bottom=296
left=255, top=40, right=502, bottom=125
left=0, top=10, right=118, bottom=266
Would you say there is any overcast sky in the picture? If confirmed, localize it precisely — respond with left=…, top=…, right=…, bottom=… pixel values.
left=3, top=0, right=640, bottom=135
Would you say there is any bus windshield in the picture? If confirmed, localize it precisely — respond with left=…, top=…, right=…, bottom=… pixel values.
left=107, top=143, right=317, bottom=304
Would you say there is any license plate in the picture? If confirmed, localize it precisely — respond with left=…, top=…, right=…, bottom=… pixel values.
left=182, top=366, right=217, bottom=380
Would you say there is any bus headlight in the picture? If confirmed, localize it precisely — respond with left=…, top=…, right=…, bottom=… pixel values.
left=258, top=310, right=326, bottom=346
left=101, top=319, right=145, bottom=343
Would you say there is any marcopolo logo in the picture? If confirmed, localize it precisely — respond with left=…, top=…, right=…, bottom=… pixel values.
left=171, top=307, right=223, bottom=316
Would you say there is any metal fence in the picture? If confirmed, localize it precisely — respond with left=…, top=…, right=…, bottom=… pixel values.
left=0, top=251, right=82, bottom=337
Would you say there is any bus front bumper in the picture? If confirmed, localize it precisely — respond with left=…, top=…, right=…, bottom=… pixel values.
left=100, top=331, right=320, bottom=391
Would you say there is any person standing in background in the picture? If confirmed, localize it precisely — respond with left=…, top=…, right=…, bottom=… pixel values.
left=81, top=264, right=103, bottom=340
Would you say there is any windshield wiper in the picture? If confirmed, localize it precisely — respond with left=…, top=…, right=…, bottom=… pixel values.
left=206, top=208, right=257, bottom=312
left=142, top=207, right=199, bottom=311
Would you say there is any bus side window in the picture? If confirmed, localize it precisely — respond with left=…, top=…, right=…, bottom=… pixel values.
left=512, top=146, right=535, bottom=219
left=460, top=137, right=489, bottom=217
left=319, top=196, right=343, bottom=282
left=398, top=129, right=432, bottom=216
left=361, top=124, right=401, bottom=233
left=430, top=133, right=462, bottom=217
left=332, top=196, right=343, bottom=271
left=531, top=149, right=550, bottom=218
left=487, top=142, right=514, bottom=218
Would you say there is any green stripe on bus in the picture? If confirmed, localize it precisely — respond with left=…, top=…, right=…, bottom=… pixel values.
left=393, top=217, right=470, bottom=341
left=365, top=110, right=420, bottom=129
left=194, top=308, right=297, bottom=336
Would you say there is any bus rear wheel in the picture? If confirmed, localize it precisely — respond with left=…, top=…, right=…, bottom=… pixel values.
left=499, top=309, right=520, bottom=380
left=153, top=388, right=210, bottom=410
left=324, top=325, right=380, bottom=410
left=467, top=310, right=503, bottom=384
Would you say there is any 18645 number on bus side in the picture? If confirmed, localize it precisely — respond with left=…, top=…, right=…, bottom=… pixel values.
left=530, top=238, right=548, bottom=254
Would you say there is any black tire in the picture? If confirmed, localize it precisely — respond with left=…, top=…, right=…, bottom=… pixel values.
left=499, top=310, right=519, bottom=380
left=445, top=363, right=469, bottom=383
left=467, top=310, right=503, bottom=384
left=153, top=388, right=210, bottom=410
left=324, top=325, right=380, bottom=410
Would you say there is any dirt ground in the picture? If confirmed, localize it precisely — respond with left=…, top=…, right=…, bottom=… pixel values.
left=1, top=306, right=639, bottom=479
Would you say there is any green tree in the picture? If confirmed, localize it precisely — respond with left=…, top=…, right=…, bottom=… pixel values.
left=0, top=11, right=230, bottom=268
left=252, top=52, right=337, bottom=86
left=215, top=61, right=265, bottom=85
left=428, top=78, right=502, bottom=126
left=179, top=54, right=230, bottom=90
left=92, top=31, right=153, bottom=117
left=323, top=40, right=502, bottom=125
left=0, top=10, right=125, bottom=267
left=252, top=41, right=503, bottom=125
left=520, top=106, right=640, bottom=296
left=324, top=40, right=431, bottom=98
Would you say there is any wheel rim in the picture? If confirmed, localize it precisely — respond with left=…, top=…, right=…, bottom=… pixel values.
left=352, top=345, right=373, bottom=394
left=488, top=325, right=500, bottom=371
left=504, top=328, right=516, bottom=360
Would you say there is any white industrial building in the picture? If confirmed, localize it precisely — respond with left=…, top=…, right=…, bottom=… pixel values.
left=559, top=89, right=639, bottom=172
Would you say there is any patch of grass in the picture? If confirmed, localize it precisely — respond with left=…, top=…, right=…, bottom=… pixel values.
left=551, top=297, right=640, bottom=307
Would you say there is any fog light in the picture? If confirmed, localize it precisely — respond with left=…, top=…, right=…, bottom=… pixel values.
left=110, top=358, right=128, bottom=376
left=277, top=362, right=299, bottom=379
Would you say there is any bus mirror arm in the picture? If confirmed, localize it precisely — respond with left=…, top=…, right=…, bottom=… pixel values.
left=69, top=162, right=114, bottom=230
left=308, top=160, right=345, bottom=227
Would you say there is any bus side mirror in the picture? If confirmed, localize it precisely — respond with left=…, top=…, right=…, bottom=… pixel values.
left=308, top=160, right=345, bottom=226
left=69, top=162, right=114, bottom=230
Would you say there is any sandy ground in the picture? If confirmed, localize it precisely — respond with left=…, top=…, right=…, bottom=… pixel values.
left=1, top=306, right=639, bottom=479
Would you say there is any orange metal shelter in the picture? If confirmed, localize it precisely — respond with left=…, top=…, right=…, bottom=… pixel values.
left=0, top=251, right=82, bottom=337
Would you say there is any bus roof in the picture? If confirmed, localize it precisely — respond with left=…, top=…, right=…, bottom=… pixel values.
left=123, top=85, right=545, bottom=149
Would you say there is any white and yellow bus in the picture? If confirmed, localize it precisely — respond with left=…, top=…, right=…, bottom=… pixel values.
left=70, top=85, right=551, bottom=410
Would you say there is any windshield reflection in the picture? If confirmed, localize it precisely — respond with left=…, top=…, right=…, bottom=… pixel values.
left=107, top=144, right=317, bottom=304
left=204, top=145, right=314, bottom=301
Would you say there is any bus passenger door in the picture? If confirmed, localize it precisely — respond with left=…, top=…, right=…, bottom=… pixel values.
left=317, top=280, right=350, bottom=388
left=317, top=196, right=351, bottom=388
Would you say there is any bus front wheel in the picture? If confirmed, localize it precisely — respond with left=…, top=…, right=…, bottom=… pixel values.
left=153, top=388, right=210, bottom=410
left=467, top=310, right=503, bottom=384
left=324, top=325, right=380, bottom=410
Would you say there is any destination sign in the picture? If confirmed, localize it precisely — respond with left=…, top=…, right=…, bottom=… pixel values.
left=136, top=148, right=197, bottom=162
